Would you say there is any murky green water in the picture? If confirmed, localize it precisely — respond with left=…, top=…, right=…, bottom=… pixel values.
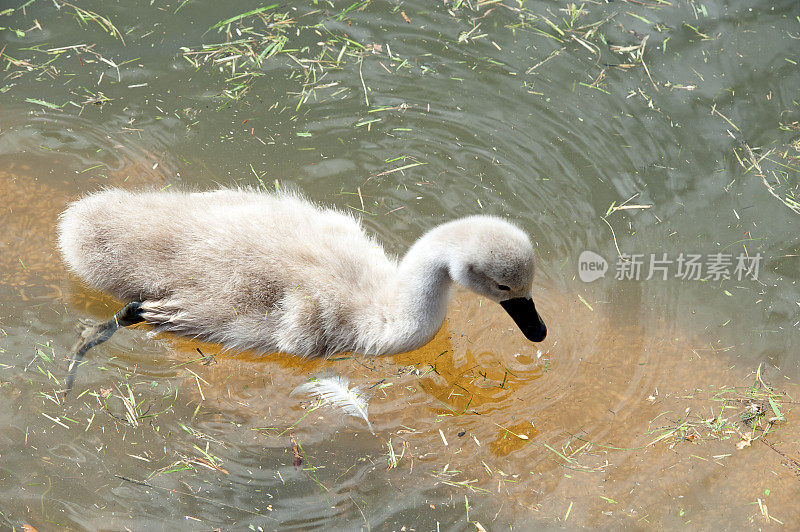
left=1, top=0, right=799, bottom=529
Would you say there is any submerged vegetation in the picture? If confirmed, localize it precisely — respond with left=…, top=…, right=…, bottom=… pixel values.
left=8, top=322, right=799, bottom=528
left=3, top=0, right=796, bottom=204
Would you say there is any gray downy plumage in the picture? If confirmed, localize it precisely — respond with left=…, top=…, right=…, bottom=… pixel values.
left=58, top=187, right=547, bottom=359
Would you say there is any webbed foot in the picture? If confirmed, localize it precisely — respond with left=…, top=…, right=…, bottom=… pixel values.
left=62, top=302, right=146, bottom=398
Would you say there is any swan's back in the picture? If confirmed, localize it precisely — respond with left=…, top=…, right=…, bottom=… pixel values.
left=59, top=189, right=398, bottom=354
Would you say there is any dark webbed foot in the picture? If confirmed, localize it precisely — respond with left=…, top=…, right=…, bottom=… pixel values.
left=63, top=301, right=145, bottom=397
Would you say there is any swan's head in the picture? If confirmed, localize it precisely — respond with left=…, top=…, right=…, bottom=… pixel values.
left=440, top=216, right=547, bottom=342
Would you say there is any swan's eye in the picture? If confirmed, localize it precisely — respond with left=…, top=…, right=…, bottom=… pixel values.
left=497, top=284, right=511, bottom=291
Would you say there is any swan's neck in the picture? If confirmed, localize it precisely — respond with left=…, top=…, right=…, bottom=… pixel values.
left=390, top=229, right=454, bottom=350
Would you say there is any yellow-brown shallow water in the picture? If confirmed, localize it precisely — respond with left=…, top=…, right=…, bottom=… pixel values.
left=1, top=168, right=798, bottom=530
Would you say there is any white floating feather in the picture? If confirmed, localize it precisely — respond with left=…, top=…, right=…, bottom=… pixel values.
left=292, top=374, right=375, bottom=435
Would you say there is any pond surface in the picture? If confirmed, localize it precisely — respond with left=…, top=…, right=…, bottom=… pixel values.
left=1, top=0, right=799, bottom=529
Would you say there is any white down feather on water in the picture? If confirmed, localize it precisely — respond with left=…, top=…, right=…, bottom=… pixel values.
left=291, top=374, right=375, bottom=435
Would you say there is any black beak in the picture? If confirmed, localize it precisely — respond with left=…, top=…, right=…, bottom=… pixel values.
left=500, top=297, right=547, bottom=342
